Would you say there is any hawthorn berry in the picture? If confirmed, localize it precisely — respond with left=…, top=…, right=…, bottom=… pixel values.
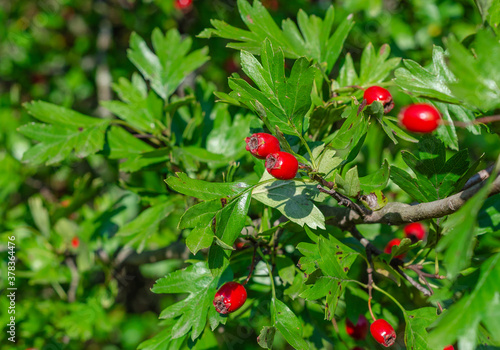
left=384, top=238, right=405, bottom=259
left=71, top=237, right=80, bottom=249
left=345, top=314, right=369, bottom=340
left=363, top=86, right=394, bottom=113
left=174, top=0, right=192, bottom=10
left=370, top=319, right=396, bottom=347
left=265, top=152, right=298, bottom=180
left=245, top=133, right=280, bottom=159
left=398, top=103, right=441, bottom=133
left=404, top=222, right=426, bottom=241
left=213, top=282, right=247, bottom=314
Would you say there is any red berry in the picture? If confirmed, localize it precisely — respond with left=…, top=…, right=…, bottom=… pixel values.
left=363, top=86, right=394, bottom=113
left=384, top=238, right=405, bottom=259
left=398, top=103, right=441, bottom=133
left=345, top=314, right=369, bottom=340
left=404, top=222, right=426, bottom=241
left=175, top=0, right=192, bottom=10
left=213, top=282, right=247, bottom=314
left=443, top=346, right=454, bottom=350
left=71, top=237, right=80, bottom=249
left=245, top=133, right=280, bottom=159
left=370, top=319, right=396, bottom=347
left=265, top=152, right=298, bottom=180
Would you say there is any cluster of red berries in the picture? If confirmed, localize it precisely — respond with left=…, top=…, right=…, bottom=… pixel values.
left=245, top=133, right=298, bottom=180
left=363, top=86, right=441, bottom=133
left=384, top=222, right=427, bottom=259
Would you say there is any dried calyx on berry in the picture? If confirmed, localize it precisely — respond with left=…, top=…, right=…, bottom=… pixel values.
left=398, top=103, right=441, bottom=133
left=370, top=319, right=396, bottom=347
left=265, top=151, right=298, bottom=180
left=245, top=133, right=280, bottom=159
left=363, top=86, right=394, bottom=114
left=213, top=282, right=247, bottom=314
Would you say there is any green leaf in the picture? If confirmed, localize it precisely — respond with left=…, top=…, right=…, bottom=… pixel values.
left=257, top=326, right=276, bottom=349
left=447, top=30, right=500, bottom=111
left=106, top=126, right=169, bottom=172
left=24, top=100, right=108, bottom=127
left=390, top=137, right=472, bottom=202
left=166, top=173, right=250, bottom=200
left=394, top=46, right=459, bottom=103
left=390, top=167, right=429, bottom=203
left=437, top=166, right=497, bottom=279
left=298, top=235, right=358, bottom=319
left=179, top=199, right=222, bottom=229
left=337, top=43, right=400, bottom=87
left=404, top=307, right=439, bottom=350
left=128, top=28, right=209, bottom=100
left=214, top=191, right=251, bottom=247
left=153, top=262, right=231, bottom=341
left=117, top=201, right=175, bottom=253
left=19, top=101, right=112, bottom=165
left=101, top=87, right=163, bottom=133
left=316, top=148, right=343, bottom=178
left=359, top=160, right=390, bottom=192
left=271, top=298, right=308, bottom=349
left=137, top=327, right=187, bottom=350
left=335, top=166, right=361, bottom=198
left=186, top=226, right=214, bottom=255
left=200, top=1, right=353, bottom=73
left=252, top=177, right=326, bottom=230
left=328, top=105, right=369, bottom=151
left=428, top=253, right=500, bottom=349
left=275, top=256, right=296, bottom=285
left=229, top=40, right=315, bottom=136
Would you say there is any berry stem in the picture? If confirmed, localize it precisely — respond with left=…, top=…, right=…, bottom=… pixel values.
left=366, top=249, right=376, bottom=322
left=243, top=244, right=257, bottom=285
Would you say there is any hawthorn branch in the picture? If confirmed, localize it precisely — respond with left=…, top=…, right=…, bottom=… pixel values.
left=323, top=171, right=500, bottom=228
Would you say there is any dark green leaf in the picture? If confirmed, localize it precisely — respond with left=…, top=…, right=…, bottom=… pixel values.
left=166, top=173, right=250, bottom=200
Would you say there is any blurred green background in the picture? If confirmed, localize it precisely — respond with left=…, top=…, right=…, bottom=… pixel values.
left=0, top=0, right=486, bottom=348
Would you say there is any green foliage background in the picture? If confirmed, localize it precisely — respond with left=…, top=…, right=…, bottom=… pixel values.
left=1, top=0, right=500, bottom=349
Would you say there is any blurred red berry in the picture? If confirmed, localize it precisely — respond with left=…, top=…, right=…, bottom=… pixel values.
left=71, top=237, right=80, bottom=249
left=398, top=103, right=441, bottom=133
left=345, top=314, right=369, bottom=340
left=175, top=0, right=192, bottom=10
left=384, top=238, right=405, bottom=259
left=404, top=222, right=426, bottom=241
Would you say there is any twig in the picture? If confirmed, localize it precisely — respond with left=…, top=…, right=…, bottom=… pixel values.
left=243, top=244, right=258, bottom=285
left=463, top=164, right=494, bottom=190
left=317, top=185, right=371, bottom=217
left=366, top=248, right=376, bottom=321
left=392, top=265, right=431, bottom=296
left=323, top=171, right=500, bottom=227
left=443, top=115, right=500, bottom=128
left=65, top=257, right=79, bottom=303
